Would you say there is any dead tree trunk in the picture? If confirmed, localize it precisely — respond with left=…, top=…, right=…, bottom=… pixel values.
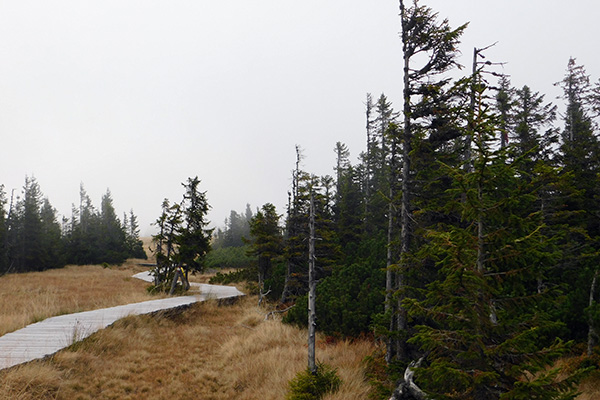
left=588, top=269, right=599, bottom=356
left=386, top=128, right=398, bottom=363
left=168, top=264, right=189, bottom=295
left=308, top=193, right=317, bottom=374
left=389, top=358, right=430, bottom=400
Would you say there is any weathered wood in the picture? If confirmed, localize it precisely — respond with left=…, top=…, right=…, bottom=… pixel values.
left=0, top=271, right=243, bottom=370
left=308, top=193, right=317, bottom=374
left=389, top=358, right=430, bottom=400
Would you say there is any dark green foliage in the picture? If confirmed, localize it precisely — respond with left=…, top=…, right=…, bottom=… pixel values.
left=0, top=178, right=141, bottom=274
left=248, top=203, right=284, bottom=293
left=286, top=363, right=342, bottom=400
left=401, top=66, right=586, bottom=397
left=63, top=186, right=141, bottom=266
left=0, top=186, right=9, bottom=274
left=151, top=177, right=213, bottom=291
left=204, top=245, right=256, bottom=269
left=178, top=177, right=213, bottom=272
left=124, top=210, right=147, bottom=259
left=284, top=262, right=385, bottom=337
left=208, top=267, right=257, bottom=285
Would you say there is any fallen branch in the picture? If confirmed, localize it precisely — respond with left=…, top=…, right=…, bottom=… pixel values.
left=258, top=288, right=272, bottom=307
left=264, top=304, right=295, bottom=320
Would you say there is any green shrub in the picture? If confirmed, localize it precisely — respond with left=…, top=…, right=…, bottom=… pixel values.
left=204, top=245, right=256, bottom=269
left=284, top=262, right=385, bottom=337
left=286, top=363, right=342, bottom=400
left=209, top=267, right=257, bottom=285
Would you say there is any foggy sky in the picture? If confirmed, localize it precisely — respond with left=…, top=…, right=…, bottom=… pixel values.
left=0, top=0, right=598, bottom=236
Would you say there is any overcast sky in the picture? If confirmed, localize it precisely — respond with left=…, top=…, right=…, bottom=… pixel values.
left=1, top=1, right=598, bottom=236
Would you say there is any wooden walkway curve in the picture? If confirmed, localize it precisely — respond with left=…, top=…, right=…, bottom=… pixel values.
left=0, top=271, right=243, bottom=371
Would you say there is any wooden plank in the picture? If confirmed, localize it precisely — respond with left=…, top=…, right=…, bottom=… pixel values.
left=0, top=272, right=243, bottom=370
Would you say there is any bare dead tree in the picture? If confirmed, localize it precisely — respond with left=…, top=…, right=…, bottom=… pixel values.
left=307, top=192, right=317, bottom=374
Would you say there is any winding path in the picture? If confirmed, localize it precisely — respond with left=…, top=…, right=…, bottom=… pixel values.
left=0, top=271, right=243, bottom=371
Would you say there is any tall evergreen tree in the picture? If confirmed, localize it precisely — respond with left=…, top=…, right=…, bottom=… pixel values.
left=553, top=59, right=600, bottom=351
left=151, top=177, right=212, bottom=292
left=248, top=203, right=283, bottom=302
left=392, top=0, right=467, bottom=362
left=39, top=198, right=63, bottom=269
left=178, top=176, right=213, bottom=273
left=99, top=189, right=128, bottom=264
left=125, top=209, right=147, bottom=259
left=0, top=186, right=8, bottom=274
left=401, top=74, right=583, bottom=400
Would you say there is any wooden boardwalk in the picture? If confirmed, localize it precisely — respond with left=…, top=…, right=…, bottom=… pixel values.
left=0, top=271, right=243, bottom=371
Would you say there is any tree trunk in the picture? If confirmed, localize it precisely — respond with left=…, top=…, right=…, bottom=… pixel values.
left=386, top=129, right=398, bottom=363
left=588, top=269, right=599, bottom=356
left=281, top=192, right=293, bottom=304
left=308, top=193, right=317, bottom=373
left=395, top=0, right=411, bottom=361
left=389, top=358, right=429, bottom=400
left=169, top=266, right=182, bottom=295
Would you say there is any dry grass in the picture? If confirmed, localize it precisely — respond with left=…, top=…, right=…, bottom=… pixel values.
left=0, top=260, right=377, bottom=399
left=0, top=296, right=376, bottom=399
left=0, top=260, right=162, bottom=336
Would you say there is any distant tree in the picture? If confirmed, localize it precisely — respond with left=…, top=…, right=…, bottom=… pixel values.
left=99, top=189, right=128, bottom=264
left=151, top=177, right=213, bottom=293
left=213, top=204, right=253, bottom=249
left=513, top=86, right=557, bottom=157
left=0, top=186, right=8, bottom=274
left=553, top=58, right=600, bottom=353
left=151, top=198, right=182, bottom=288
left=125, top=209, right=147, bottom=259
left=15, top=176, right=44, bottom=271
left=248, top=203, right=283, bottom=302
left=178, top=176, right=213, bottom=273
left=39, top=198, right=63, bottom=269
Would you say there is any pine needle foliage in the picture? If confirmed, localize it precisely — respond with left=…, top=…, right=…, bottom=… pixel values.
left=286, top=362, right=342, bottom=400
left=403, top=81, right=587, bottom=399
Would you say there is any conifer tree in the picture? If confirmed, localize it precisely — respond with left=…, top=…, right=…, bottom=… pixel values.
left=99, top=189, right=128, bottom=264
left=39, top=198, right=63, bottom=269
left=151, top=177, right=212, bottom=292
left=402, top=75, right=583, bottom=400
left=392, top=0, right=467, bottom=362
left=248, top=203, right=283, bottom=301
left=178, top=176, right=213, bottom=273
left=0, top=186, right=8, bottom=274
left=125, top=209, right=147, bottom=259
left=553, top=59, right=600, bottom=352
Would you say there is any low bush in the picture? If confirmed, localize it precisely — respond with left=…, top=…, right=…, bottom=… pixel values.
left=205, top=245, right=256, bottom=269
left=286, top=363, right=342, bottom=400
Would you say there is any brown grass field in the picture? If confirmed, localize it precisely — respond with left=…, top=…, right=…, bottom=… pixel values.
left=0, top=262, right=376, bottom=399
left=1, top=258, right=600, bottom=399
left=0, top=261, right=164, bottom=337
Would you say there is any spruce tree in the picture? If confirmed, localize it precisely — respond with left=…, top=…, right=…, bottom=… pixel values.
left=403, top=79, right=583, bottom=400
left=0, top=186, right=8, bottom=274
left=392, top=0, right=467, bottom=362
left=248, top=203, right=283, bottom=301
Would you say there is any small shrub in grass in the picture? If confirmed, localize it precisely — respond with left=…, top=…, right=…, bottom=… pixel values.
left=286, top=363, right=342, bottom=400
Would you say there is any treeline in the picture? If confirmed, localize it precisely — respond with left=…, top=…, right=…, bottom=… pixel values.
left=212, top=204, right=253, bottom=249
left=0, top=177, right=146, bottom=274
left=239, top=1, right=600, bottom=398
